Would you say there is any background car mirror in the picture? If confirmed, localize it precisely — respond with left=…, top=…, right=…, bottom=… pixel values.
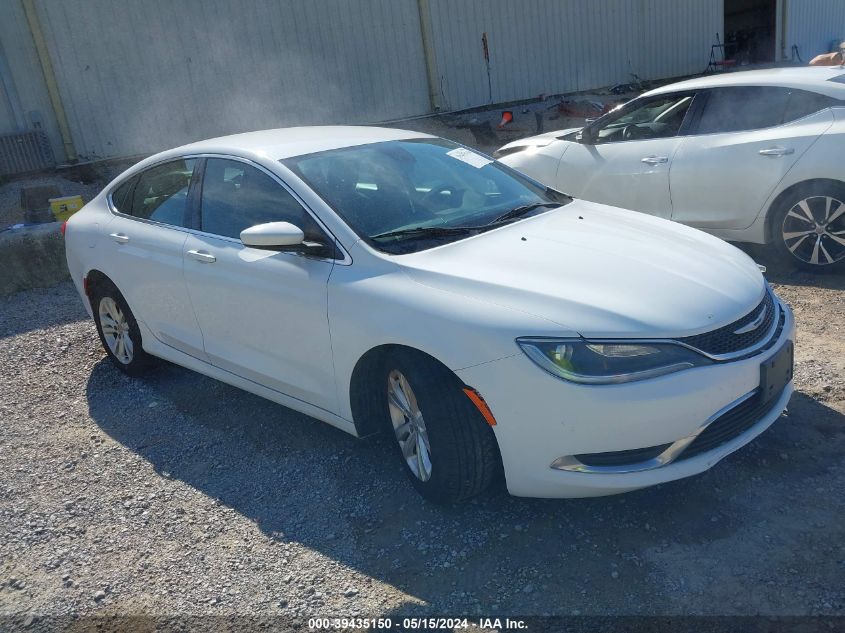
left=240, top=221, right=305, bottom=249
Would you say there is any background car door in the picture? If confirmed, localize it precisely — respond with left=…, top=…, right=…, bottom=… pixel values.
left=555, top=93, right=697, bottom=218
left=182, top=157, right=339, bottom=411
left=104, top=158, right=206, bottom=359
left=670, top=86, right=836, bottom=230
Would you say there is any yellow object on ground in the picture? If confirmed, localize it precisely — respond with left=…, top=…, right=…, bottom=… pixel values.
left=49, top=195, right=84, bottom=222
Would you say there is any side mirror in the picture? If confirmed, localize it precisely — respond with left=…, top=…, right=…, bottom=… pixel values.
left=240, top=221, right=304, bottom=249
left=240, top=221, right=334, bottom=258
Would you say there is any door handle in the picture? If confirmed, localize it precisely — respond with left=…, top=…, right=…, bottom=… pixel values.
left=186, top=249, right=216, bottom=263
left=759, top=147, right=794, bottom=156
left=109, top=232, right=129, bottom=244
left=641, top=155, right=668, bottom=165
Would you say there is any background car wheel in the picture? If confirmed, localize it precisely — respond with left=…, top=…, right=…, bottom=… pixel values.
left=90, top=281, right=157, bottom=376
left=382, top=351, right=500, bottom=504
left=772, top=183, right=845, bottom=272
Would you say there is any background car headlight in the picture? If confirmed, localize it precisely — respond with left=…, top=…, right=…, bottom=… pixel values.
left=516, top=338, right=712, bottom=384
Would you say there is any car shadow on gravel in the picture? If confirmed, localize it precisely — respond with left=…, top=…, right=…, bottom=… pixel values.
left=85, top=358, right=845, bottom=614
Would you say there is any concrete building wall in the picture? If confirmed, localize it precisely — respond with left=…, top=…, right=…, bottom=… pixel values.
left=786, top=0, right=845, bottom=62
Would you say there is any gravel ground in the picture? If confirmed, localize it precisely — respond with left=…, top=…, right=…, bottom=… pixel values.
left=0, top=248, right=843, bottom=630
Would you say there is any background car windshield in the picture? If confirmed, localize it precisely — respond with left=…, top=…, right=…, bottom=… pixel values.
left=284, top=139, right=561, bottom=253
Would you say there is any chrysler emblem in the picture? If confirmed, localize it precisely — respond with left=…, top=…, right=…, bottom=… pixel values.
left=734, top=305, right=768, bottom=335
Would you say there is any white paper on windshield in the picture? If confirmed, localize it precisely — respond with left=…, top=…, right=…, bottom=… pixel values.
left=446, top=147, right=492, bottom=169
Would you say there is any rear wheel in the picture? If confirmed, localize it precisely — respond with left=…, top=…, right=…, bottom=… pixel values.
left=772, top=184, right=845, bottom=272
left=382, top=351, right=500, bottom=504
left=91, top=281, right=157, bottom=376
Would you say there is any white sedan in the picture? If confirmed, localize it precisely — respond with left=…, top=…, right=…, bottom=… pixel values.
left=65, top=127, right=794, bottom=502
left=497, top=67, right=845, bottom=271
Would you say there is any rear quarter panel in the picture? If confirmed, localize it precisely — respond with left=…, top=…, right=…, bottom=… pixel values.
left=64, top=196, right=112, bottom=317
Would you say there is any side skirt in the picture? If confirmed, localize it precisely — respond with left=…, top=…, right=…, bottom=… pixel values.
left=136, top=321, right=359, bottom=437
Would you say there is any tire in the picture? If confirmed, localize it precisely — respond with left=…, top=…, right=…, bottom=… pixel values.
left=381, top=350, right=500, bottom=504
left=771, top=182, right=845, bottom=272
left=90, top=280, right=157, bottom=377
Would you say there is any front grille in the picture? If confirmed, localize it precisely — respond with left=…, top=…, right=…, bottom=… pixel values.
left=676, top=291, right=776, bottom=357
left=676, top=387, right=786, bottom=462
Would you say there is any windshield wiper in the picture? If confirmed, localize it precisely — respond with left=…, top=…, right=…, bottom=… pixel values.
left=487, top=201, right=561, bottom=225
left=372, top=197, right=570, bottom=242
left=371, top=225, right=480, bottom=241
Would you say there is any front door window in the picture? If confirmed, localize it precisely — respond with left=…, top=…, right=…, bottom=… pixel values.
left=200, top=158, right=326, bottom=243
left=592, top=94, right=695, bottom=143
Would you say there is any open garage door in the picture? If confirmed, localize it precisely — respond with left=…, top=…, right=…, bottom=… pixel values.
left=724, top=0, right=778, bottom=64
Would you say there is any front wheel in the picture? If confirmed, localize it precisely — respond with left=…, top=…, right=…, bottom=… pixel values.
left=772, top=184, right=845, bottom=272
left=383, top=351, right=500, bottom=504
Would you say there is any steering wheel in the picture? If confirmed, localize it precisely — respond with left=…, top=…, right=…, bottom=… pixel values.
left=421, top=181, right=465, bottom=211
left=622, top=124, right=648, bottom=140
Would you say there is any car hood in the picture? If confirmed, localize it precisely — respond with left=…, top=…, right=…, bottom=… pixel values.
left=497, top=128, right=579, bottom=154
left=397, top=201, right=766, bottom=338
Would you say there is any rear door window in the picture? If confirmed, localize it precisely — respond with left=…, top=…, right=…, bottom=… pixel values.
left=696, top=87, right=800, bottom=134
left=126, top=158, right=197, bottom=227
left=781, top=89, right=837, bottom=123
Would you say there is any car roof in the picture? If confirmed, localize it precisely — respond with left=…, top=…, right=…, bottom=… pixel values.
left=168, top=125, right=434, bottom=161
left=644, top=66, right=845, bottom=99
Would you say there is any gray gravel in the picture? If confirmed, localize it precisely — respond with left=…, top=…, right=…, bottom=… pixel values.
left=0, top=256, right=843, bottom=627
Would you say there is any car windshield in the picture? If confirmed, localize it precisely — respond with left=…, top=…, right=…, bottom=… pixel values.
left=283, top=138, right=570, bottom=254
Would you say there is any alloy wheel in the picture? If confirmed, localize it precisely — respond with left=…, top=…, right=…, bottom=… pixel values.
left=98, top=297, right=134, bottom=364
left=781, top=195, right=845, bottom=266
left=387, top=369, right=432, bottom=482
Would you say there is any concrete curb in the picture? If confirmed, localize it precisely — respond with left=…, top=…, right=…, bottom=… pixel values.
left=0, top=222, right=70, bottom=297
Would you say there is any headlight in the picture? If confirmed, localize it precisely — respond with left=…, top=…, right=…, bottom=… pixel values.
left=516, top=338, right=712, bottom=384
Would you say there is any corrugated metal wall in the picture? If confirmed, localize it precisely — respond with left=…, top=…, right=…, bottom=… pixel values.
left=7, top=0, right=838, bottom=166
left=426, top=0, right=723, bottom=111
left=0, top=0, right=64, bottom=164
left=29, top=0, right=431, bottom=161
left=2, top=0, right=729, bottom=164
left=786, top=0, right=845, bottom=61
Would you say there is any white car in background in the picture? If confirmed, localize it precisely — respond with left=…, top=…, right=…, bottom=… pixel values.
left=497, top=67, right=845, bottom=271
left=65, top=127, right=794, bottom=502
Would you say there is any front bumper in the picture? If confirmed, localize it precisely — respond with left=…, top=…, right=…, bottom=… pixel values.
left=456, top=302, right=795, bottom=498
